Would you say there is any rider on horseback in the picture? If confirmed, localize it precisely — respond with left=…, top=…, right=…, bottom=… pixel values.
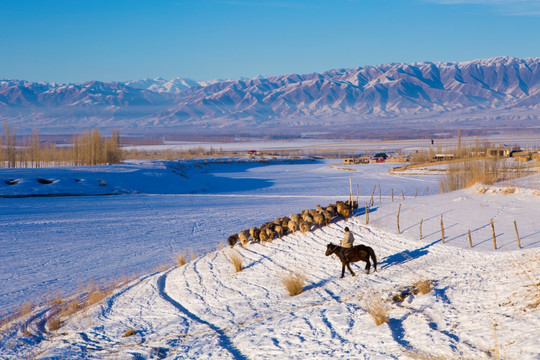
left=340, top=227, right=355, bottom=263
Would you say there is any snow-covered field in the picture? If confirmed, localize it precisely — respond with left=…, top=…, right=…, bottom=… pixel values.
left=0, top=157, right=539, bottom=359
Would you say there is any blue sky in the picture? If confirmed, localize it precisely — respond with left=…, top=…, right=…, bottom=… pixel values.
left=1, top=0, right=539, bottom=83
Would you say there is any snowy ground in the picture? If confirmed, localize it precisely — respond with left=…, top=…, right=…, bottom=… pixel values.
left=0, top=157, right=539, bottom=359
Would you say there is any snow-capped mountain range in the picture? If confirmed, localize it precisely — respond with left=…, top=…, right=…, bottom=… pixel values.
left=1, top=56, right=539, bottom=134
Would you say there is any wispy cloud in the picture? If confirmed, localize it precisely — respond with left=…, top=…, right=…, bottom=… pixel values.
left=425, top=0, right=540, bottom=16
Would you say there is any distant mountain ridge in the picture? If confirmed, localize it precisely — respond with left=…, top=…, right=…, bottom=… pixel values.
left=1, top=56, right=539, bottom=134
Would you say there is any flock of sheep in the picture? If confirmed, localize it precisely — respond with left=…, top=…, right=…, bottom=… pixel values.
left=227, top=200, right=358, bottom=247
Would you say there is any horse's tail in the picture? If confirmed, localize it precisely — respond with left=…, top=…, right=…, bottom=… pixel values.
left=369, top=247, right=377, bottom=272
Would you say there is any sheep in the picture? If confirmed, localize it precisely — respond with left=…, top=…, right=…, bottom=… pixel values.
left=346, top=199, right=359, bottom=209
left=336, top=201, right=352, bottom=219
left=263, top=221, right=275, bottom=231
left=339, top=207, right=351, bottom=220
left=336, top=201, right=346, bottom=213
left=326, top=205, right=337, bottom=216
left=228, top=233, right=239, bottom=247
left=290, top=214, right=301, bottom=224
left=281, top=222, right=289, bottom=234
left=265, top=227, right=275, bottom=241
left=316, top=204, right=322, bottom=213
left=322, top=210, right=332, bottom=226
left=303, top=214, right=314, bottom=230
left=259, top=229, right=269, bottom=244
left=300, top=221, right=309, bottom=234
left=249, top=227, right=257, bottom=239
left=288, top=220, right=298, bottom=234
left=275, top=225, right=283, bottom=238
left=249, top=227, right=261, bottom=241
left=313, top=213, right=324, bottom=229
left=239, top=230, right=250, bottom=246
left=280, top=217, right=290, bottom=231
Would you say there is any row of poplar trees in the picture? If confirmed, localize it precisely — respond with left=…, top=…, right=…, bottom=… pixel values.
left=0, top=122, right=122, bottom=168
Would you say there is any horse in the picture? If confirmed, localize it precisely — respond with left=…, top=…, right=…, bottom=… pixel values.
left=325, top=243, right=377, bottom=278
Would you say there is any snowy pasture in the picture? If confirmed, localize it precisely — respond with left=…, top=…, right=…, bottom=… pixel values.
left=0, top=157, right=539, bottom=359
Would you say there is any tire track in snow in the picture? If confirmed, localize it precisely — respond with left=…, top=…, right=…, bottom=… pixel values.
left=203, top=251, right=263, bottom=320
left=157, top=271, right=249, bottom=360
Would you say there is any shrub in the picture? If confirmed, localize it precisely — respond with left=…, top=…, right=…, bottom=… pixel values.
left=282, top=271, right=306, bottom=296
left=439, top=158, right=532, bottom=193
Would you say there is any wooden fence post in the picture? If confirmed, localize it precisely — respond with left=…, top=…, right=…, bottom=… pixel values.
left=419, top=219, right=423, bottom=240
left=397, top=203, right=402, bottom=234
left=440, top=215, right=445, bottom=244
left=426, top=186, right=429, bottom=195
left=513, top=220, right=521, bottom=249
left=370, top=185, right=376, bottom=206
left=491, top=218, right=497, bottom=250
left=349, top=177, right=353, bottom=205
left=378, top=183, right=382, bottom=204
left=365, top=202, right=369, bottom=225
left=468, top=229, right=472, bottom=248
left=391, top=188, right=394, bottom=202
left=414, top=189, right=418, bottom=198
left=400, top=191, right=405, bottom=200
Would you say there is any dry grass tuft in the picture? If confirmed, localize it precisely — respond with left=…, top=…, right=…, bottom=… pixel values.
left=47, top=315, right=63, bottom=331
left=48, top=293, right=64, bottom=307
left=85, top=279, right=110, bottom=308
left=513, top=253, right=540, bottom=310
left=87, top=288, right=107, bottom=308
left=18, top=300, right=35, bottom=319
left=154, top=263, right=170, bottom=272
left=364, top=293, right=389, bottom=326
left=0, top=300, right=35, bottom=333
left=413, top=279, right=433, bottom=295
left=123, top=328, right=137, bottom=337
left=502, top=187, right=516, bottom=194
left=403, top=350, right=448, bottom=360
left=176, top=252, right=187, bottom=267
left=282, top=271, right=306, bottom=296
left=227, top=251, right=243, bottom=272
left=64, top=299, right=83, bottom=317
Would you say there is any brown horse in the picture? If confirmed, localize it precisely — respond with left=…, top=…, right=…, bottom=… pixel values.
left=325, top=243, right=377, bottom=278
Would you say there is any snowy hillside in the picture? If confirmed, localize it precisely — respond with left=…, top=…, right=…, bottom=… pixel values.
left=0, top=158, right=539, bottom=359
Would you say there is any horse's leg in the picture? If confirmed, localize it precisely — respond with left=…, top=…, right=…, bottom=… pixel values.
left=365, top=259, right=371, bottom=274
left=341, top=263, right=346, bottom=278
left=346, top=263, right=355, bottom=277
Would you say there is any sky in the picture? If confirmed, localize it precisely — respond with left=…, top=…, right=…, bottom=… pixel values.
left=1, top=0, right=539, bottom=83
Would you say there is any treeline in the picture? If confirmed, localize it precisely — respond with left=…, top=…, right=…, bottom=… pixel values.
left=123, top=146, right=225, bottom=161
left=0, top=123, right=122, bottom=168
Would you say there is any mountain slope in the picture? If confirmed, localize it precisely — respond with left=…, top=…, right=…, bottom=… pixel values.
left=1, top=57, right=539, bottom=133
